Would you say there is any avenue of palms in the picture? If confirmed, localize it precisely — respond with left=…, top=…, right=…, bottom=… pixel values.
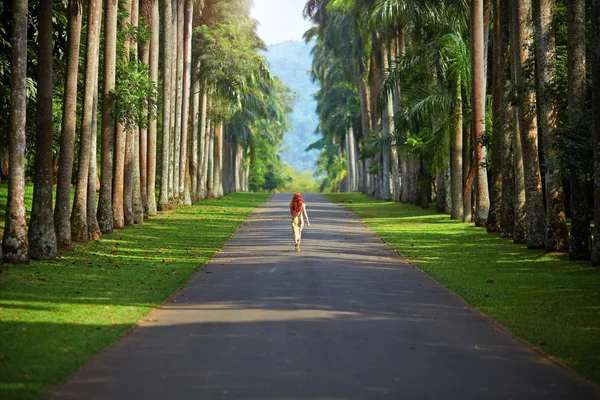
left=1, top=0, right=600, bottom=398
left=0, top=0, right=292, bottom=265
left=307, top=0, right=600, bottom=264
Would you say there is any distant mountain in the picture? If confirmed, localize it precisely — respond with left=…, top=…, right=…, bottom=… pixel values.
left=262, top=40, right=320, bottom=173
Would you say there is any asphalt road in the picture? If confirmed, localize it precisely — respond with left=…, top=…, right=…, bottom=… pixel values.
left=49, top=193, right=600, bottom=399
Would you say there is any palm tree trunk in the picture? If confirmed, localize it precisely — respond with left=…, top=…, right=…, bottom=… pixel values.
left=29, top=0, right=57, bottom=260
left=202, top=115, right=212, bottom=199
left=359, top=77, right=371, bottom=194
left=499, top=0, right=514, bottom=238
left=487, top=0, right=504, bottom=232
left=98, top=0, right=118, bottom=233
left=158, top=0, right=173, bottom=211
left=179, top=0, right=192, bottom=200
left=167, top=0, right=177, bottom=204
left=87, top=87, right=101, bottom=240
left=534, top=0, right=568, bottom=251
left=510, top=0, right=526, bottom=244
left=235, top=145, right=244, bottom=192
left=436, top=170, right=446, bottom=213
left=379, top=46, right=391, bottom=201
left=131, top=0, right=144, bottom=224
left=55, top=0, right=83, bottom=247
left=139, top=0, right=151, bottom=218
left=470, top=0, right=490, bottom=227
left=451, top=81, right=464, bottom=220
left=71, top=0, right=102, bottom=242
left=207, top=120, right=215, bottom=198
left=567, top=0, right=590, bottom=259
left=124, top=0, right=140, bottom=225
left=512, top=0, right=546, bottom=248
left=190, top=68, right=200, bottom=202
left=146, top=0, right=159, bottom=216
left=462, top=125, right=473, bottom=222
left=198, top=88, right=209, bottom=199
left=593, top=0, right=600, bottom=265
left=172, top=0, right=183, bottom=202
left=3, top=0, right=30, bottom=264
left=114, top=0, right=131, bottom=228
left=213, top=123, right=224, bottom=198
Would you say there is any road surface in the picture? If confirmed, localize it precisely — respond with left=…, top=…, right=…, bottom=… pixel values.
left=49, top=193, right=600, bottom=399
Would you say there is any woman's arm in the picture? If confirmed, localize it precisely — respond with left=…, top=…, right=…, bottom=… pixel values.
left=303, top=204, right=310, bottom=227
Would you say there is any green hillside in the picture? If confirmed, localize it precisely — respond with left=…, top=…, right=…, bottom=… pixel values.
left=262, top=41, right=320, bottom=173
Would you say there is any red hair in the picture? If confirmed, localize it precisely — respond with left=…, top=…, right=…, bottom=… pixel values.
left=290, top=192, right=304, bottom=216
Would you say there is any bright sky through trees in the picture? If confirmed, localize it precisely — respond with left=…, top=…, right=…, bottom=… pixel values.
left=251, top=0, right=313, bottom=45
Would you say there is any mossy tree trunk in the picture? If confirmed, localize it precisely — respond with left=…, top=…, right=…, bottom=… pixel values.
left=55, top=0, right=83, bottom=248
left=535, top=0, right=568, bottom=252
left=29, top=0, right=57, bottom=260
left=98, top=0, right=118, bottom=233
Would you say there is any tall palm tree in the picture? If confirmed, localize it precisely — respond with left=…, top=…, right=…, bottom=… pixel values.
left=534, top=0, right=568, bottom=252
left=3, top=0, right=29, bottom=264
left=98, top=0, right=119, bottom=233
left=567, top=0, right=590, bottom=260
left=498, top=0, right=513, bottom=238
left=72, top=0, right=103, bottom=242
left=511, top=0, right=545, bottom=248
left=114, top=0, right=131, bottom=229
left=510, top=0, right=525, bottom=244
left=87, top=79, right=101, bottom=240
left=147, top=0, right=159, bottom=216
left=593, top=0, right=600, bottom=265
left=471, top=0, right=489, bottom=227
left=158, top=0, right=173, bottom=211
left=29, top=0, right=57, bottom=259
left=55, top=0, right=83, bottom=248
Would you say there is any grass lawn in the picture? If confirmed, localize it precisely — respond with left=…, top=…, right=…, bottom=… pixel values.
left=0, top=190, right=269, bottom=400
left=327, top=193, right=600, bottom=385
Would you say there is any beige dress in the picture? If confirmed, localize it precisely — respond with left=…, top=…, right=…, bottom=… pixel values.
left=291, top=211, right=304, bottom=243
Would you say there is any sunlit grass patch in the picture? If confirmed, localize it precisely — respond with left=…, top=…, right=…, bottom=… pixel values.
left=0, top=192, right=269, bottom=400
left=327, top=192, right=600, bottom=384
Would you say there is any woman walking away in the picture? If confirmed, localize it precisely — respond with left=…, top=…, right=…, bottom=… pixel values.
left=290, top=192, right=310, bottom=252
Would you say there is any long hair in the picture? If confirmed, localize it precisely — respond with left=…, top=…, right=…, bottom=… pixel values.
left=290, top=192, right=305, bottom=216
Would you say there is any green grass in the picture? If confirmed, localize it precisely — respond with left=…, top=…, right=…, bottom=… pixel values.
left=0, top=191, right=269, bottom=400
left=327, top=192, right=600, bottom=384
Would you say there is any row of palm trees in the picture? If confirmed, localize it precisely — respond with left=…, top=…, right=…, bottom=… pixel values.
left=306, top=0, right=600, bottom=264
left=2, top=0, right=290, bottom=266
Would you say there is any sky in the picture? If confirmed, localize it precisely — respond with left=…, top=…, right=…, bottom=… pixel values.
left=251, top=0, right=314, bottom=46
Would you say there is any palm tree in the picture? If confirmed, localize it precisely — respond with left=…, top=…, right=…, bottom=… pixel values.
left=72, top=0, right=102, bottom=242
left=534, top=0, right=568, bottom=252
left=130, top=0, right=144, bottom=224
left=593, top=0, right=600, bottom=265
left=139, top=0, right=152, bottom=216
left=486, top=0, right=503, bottom=232
left=98, top=0, right=119, bottom=233
left=55, top=0, right=83, bottom=248
left=114, top=0, right=131, bottom=229
left=147, top=0, right=159, bottom=216
left=158, top=0, right=173, bottom=211
left=471, top=0, right=490, bottom=227
left=567, top=0, right=590, bottom=260
left=511, top=0, right=545, bottom=248
left=179, top=0, right=193, bottom=202
left=29, top=0, right=57, bottom=260
left=3, top=0, right=29, bottom=264
left=510, top=0, right=525, bottom=244
left=87, top=82, right=101, bottom=240
left=497, top=0, right=513, bottom=238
